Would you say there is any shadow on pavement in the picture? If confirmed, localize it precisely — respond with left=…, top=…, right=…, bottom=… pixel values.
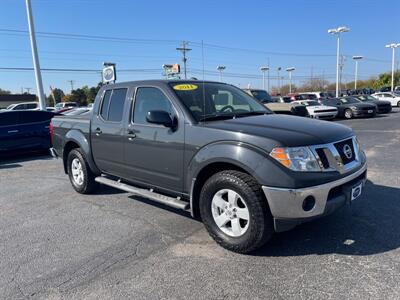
left=254, top=180, right=400, bottom=257
left=0, top=150, right=52, bottom=165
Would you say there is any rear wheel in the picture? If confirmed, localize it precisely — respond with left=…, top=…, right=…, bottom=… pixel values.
left=397, top=101, right=400, bottom=107
left=344, top=109, right=353, bottom=119
left=199, top=170, right=273, bottom=254
left=67, top=148, right=97, bottom=194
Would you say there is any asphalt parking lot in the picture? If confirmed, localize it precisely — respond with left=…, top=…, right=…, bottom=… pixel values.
left=1, top=109, right=400, bottom=300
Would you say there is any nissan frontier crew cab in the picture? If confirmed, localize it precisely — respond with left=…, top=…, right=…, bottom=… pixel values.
left=51, top=80, right=367, bottom=253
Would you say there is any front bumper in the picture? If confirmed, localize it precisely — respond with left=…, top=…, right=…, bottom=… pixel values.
left=311, top=112, right=337, bottom=120
left=262, top=162, right=367, bottom=232
left=352, top=109, right=375, bottom=117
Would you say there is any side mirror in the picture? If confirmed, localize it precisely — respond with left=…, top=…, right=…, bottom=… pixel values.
left=146, top=110, right=174, bottom=128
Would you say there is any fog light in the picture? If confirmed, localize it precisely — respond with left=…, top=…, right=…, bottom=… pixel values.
left=302, top=196, right=315, bottom=211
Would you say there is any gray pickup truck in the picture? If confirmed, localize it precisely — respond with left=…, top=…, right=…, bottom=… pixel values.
left=51, top=80, right=367, bottom=253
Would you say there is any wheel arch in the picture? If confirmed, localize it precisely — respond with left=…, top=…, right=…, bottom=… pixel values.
left=188, top=142, right=269, bottom=219
left=62, top=130, right=100, bottom=175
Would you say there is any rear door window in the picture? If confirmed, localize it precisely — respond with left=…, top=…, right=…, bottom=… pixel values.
left=0, top=112, right=18, bottom=126
left=108, top=89, right=127, bottom=122
left=19, top=111, right=54, bottom=124
left=99, top=89, right=127, bottom=122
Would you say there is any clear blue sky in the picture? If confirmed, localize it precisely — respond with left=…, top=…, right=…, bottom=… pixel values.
left=0, top=0, right=399, bottom=94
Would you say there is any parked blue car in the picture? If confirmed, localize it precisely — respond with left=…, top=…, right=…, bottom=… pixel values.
left=0, top=110, right=56, bottom=154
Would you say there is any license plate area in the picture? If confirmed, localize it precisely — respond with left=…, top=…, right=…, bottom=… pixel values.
left=368, top=110, right=373, bottom=113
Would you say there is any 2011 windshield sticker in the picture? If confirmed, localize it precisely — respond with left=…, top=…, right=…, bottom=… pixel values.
left=173, top=84, right=198, bottom=91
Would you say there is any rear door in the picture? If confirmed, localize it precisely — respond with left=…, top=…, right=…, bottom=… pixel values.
left=0, top=111, right=19, bottom=151
left=381, top=93, right=397, bottom=106
left=18, top=111, right=53, bottom=150
left=91, top=87, right=128, bottom=176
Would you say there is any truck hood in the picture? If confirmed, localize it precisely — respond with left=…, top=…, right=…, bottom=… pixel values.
left=202, top=114, right=353, bottom=147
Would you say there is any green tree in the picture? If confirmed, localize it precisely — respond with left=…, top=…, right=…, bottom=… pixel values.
left=46, top=88, right=65, bottom=106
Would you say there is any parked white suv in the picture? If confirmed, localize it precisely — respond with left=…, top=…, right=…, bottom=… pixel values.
left=5, top=102, right=39, bottom=111
left=371, top=92, right=400, bottom=107
left=293, top=100, right=338, bottom=120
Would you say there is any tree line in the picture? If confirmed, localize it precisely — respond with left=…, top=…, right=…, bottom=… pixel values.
left=1, top=70, right=399, bottom=103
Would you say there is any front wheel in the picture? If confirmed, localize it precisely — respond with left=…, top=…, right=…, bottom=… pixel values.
left=67, top=148, right=97, bottom=194
left=397, top=101, right=400, bottom=108
left=344, top=109, right=353, bottom=119
left=199, top=170, right=273, bottom=253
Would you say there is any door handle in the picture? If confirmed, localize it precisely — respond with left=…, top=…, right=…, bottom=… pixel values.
left=127, top=130, right=136, bottom=140
left=95, top=128, right=102, bottom=136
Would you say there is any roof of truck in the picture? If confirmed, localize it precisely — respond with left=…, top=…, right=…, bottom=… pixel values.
left=100, top=79, right=224, bottom=89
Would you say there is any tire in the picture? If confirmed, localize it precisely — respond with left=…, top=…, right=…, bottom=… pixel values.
left=397, top=101, right=400, bottom=108
left=344, top=109, right=353, bottom=119
left=67, top=148, right=97, bottom=194
left=199, top=170, right=273, bottom=254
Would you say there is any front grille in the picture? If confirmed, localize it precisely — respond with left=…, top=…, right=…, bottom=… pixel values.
left=292, top=106, right=308, bottom=116
left=310, top=137, right=360, bottom=173
left=315, top=148, right=329, bottom=168
left=315, top=109, right=337, bottom=113
left=361, top=107, right=375, bottom=111
left=334, top=138, right=355, bottom=165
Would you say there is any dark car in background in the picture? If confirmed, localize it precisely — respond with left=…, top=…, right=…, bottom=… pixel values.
left=320, top=97, right=376, bottom=119
left=355, top=95, right=392, bottom=114
left=0, top=110, right=55, bottom=154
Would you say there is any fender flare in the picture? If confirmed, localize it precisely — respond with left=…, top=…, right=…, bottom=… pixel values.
left=63, top=129, right=100, bottom=175
left=187, top=141, right=269, bottom=189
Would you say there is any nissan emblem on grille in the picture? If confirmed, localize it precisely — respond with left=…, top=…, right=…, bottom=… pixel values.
left=343, top=144, right=353, bottom=159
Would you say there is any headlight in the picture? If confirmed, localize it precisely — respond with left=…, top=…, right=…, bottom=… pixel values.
left=270, top=147, right=321, bottom=172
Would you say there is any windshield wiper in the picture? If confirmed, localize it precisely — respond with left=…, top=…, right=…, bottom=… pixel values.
left=234, top=111, right=269, bottom=118
left=199, top=114, right=236, bottom=122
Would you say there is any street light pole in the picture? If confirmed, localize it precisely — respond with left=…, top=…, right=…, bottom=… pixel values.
left=217, top=65, right=226, bottom=82
left=352, top=56, right=363, bottom=90
left=328, top=26, right=350, bottom=97
left=260, top=66, right=269, bottom=90
left=277, top=67, right=281, bottom=94
left=25, top=0, right=46, bottom=110
left=286, top=67, right=295, bottom=94
left=385, top=43, right=400, bottom=92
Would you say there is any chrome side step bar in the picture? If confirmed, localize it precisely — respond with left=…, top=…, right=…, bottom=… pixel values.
left=95, top=176, right=190, bottom=210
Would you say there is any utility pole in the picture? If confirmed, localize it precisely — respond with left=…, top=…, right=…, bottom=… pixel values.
left=25, top=87, right=32, bottom=94
left=339, top=55, right=346, bottom=94
left=352, top=56, right=363, bottom=90
left=277, top=67, right=282, bottom=94
left=176, top=41, right=192, bottom=79
left=67, top=80, right=75, bottom=92
left=25, top=0, right=46, bottom=110
left=267, top=58, right=270, bottom=91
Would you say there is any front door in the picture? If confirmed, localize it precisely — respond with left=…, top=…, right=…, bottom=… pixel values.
left=123, top=86, right=184, bottom=193
left=91, top=88, right=128, bottom=176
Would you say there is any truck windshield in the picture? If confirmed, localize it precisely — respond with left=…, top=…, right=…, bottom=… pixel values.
left=169, top=82, right=271, bottom=122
